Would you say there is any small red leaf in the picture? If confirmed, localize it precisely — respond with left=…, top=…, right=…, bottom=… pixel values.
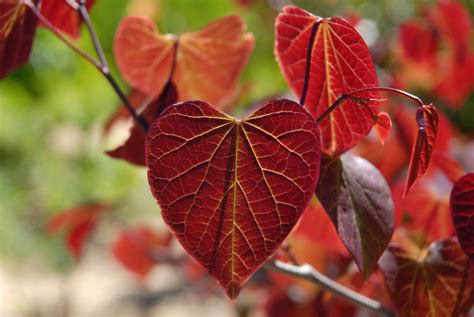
left=379, top=238, right=474, bottom=317
left=0, top=1, right=38, bottom=79
left=112, top=226, right=171, bottom=278
left=39, top=0, right=96, bottom=38
left=114, top=15, right=254, bottom=103
left=404, top=104, right=438, bottom=197
left=106, top=83, right=177, bottom=166
left=275, top=6, right=379, bottom=155
left=399, top=20, right=438, bottom=63
left=375, top=111, right=392, bottom=145
left=450, top=172, right=474, bottom=261
left=316, top=153, right=394, bottom=278
left=48, top=203, right=108, bottom=258
left=146, top=99, right=321, bottom=298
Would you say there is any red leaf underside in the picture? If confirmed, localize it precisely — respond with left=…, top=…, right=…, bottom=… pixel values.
left=146, top=99, right=321, bottom=298
left=275, top=6, right=379, bottom=155
left=450, top=173, right=474, bottom=261
left=0, top=1, right=37, bottom=78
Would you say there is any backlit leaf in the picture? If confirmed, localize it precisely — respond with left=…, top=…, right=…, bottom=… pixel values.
left=404, top=104, right=438, bottom=196
left=379, top=238, right=474, bottom=317
left=0, top=0, right=37, bottom=79
left=112, top=226, right=171, bottom=278
left=375, top=111, right=392, bottom=145
left=316, top=153, right=394, bottom=277
left=114, top=15, right=254, bottom=104
left=39, top=0, right=95, bottom=38
left=275, top=6, right=379, bottom=155
left=450, top=172, right=474, bottom=261
left=146, top=99, right=321, bottom=298
left=48, top=203, right=108, bottom=258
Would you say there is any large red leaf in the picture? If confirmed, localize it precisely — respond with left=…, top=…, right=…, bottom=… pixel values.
left=39, top=0, right=95, bottom=38
left=315, top=153, right=394, bottom=278
left=450, top=172, right=474, bottom=261
left=275, top=6, right=379, bottom=155
left=114, top=15, right=254, bottom=104
left=399, top=20, right=438, bottom=63
left=404, top=104, right=438, bottom=196
left=48, top=203, right=108, bottom=258
left=0, top=1, right=38, bottom=79
left=112, top=226, right=171, bottom=278
left=146, top=99, right=321, bottom=298
left=379, top=238, right=474, bottom=317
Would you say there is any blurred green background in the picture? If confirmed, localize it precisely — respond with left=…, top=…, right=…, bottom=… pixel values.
left=0, top=0, right=472, bottom=282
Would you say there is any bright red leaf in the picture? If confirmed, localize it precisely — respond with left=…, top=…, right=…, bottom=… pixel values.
left=146, top=99, right=321, bottom=298
left=106, top=83, right=177, bottom=166
left=39, top=0, right=95, bottom=38
left=379, top=238, right=474, bottom=317
left=0, top=1, right=38, bottom=79
left=404, top=104, right=438, bottom=197
left=399, top=20, right=438, bottom=63
left=275, top=6, right=379, bottom=155
left=112, top=226, right=171, bottom=278
left=114, top=15, right=254, bottom=104
left=450, top=172, right=474, bottom=261
left=375, top=111, right=392, bottom=145
left=316, top=153, right=394, bottom=278
left=48, top=203, right=108, bottom=258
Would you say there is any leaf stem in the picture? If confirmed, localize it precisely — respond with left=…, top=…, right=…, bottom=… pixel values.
left=316, top=87, right=425, bottom=125
left=299, top=19, right=321, bottom=106
left=25, top=0, right=148, bottom=132
left=265, top=260, right=395, bottom=317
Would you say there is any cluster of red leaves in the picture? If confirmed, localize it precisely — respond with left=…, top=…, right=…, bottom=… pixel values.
left=395, top=0, right=474, bottom=108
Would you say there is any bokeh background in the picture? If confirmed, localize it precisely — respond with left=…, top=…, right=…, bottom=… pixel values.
left=1, top=0, right=473, bottom=316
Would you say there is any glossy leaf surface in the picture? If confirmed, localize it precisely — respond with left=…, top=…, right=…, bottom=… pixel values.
left=316, top=153, right=394, bottom=277
left=146, top=99, right=321, bottom=298
left=404, top=104, right=438, bottom=196
left=39, top=0, right=95, bottom=38
left=0, top=1, right=37, bottom=79
left=275, top=6, right=379, bottom=155
left=379, top=238, right=474, bottom=317
left=114, top=15, right=254, bottom=104
left=450, top=172, right=474, bottom=261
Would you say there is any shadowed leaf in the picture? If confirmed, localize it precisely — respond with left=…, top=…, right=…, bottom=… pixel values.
left=0, top=1, right=37, bottom=79
left=114, top=15, right=254, bottom=104
left=316, top=153, right=394, bottom=277
left=146, top=99, right=321, bottom=298
left=379, top=238, right=474, bottom=317
left=404, top=104, right=438, bottom=196
left=450, top=172, right=474, bottom=261
left=275, top=6, right=379, bottom=155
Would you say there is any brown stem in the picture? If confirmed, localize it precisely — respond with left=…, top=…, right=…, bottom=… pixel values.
left=316, top=87, right=425, bottom=125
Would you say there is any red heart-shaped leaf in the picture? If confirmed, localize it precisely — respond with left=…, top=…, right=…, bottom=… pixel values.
left=146, top=99, right=321, bottom=298
left=450, top=172, right=474, bottom=261
left=379, top=238, right=474, bottom=317
left=0, top=1, right=38, bottom=79
left=114, top=15, right=254, bottom=103
left=275, top=6, right=379, bottom=155
left=375, top=111, right=392, bottom=145
left=404, top=104, right=438, bottom=196
left=316, top=153, right=394, bottom=278
left=39, top=0, right=96, bottom=38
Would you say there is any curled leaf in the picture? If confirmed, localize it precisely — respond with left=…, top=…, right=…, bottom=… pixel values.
left=450, top=172, right=474, bottom=261
left=404, top=104, right=438, bottom=197
left=275, top=6, right=379, bottom=155
left=146, top=99, right=321, bottom=298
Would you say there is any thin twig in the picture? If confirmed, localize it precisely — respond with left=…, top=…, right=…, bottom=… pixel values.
left=299, top=19, right=321, bottom=106
left=316, top=86, right=426, bottom=125
left=265, top=260, right=396, bottom=317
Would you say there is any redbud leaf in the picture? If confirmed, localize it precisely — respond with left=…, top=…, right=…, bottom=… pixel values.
left=146, top=99, right=321, bottom=298
left=379, top=238, right=474, bottom=317
left=375, top=111, right=392, bottom=145
left=114, top=15, right=254, bottom=104
left=275, top=6, right=379, bottom=155
left=450, top=172, right=474, bottom=261
left=404, top=104, right=438, bottom=197
left=316, top=153, right=394, bottom=278
left=39, top=0, right=96, bottom=38
left=0, top=1, right=38, bottom=79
